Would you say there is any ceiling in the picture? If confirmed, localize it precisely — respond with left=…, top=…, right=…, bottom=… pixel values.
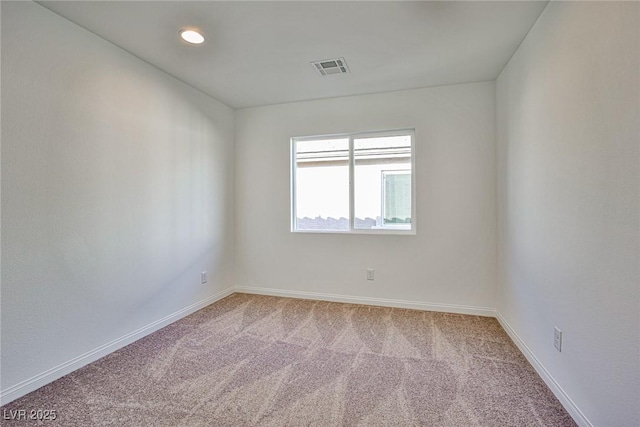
left=39, top=1, right=548, bottom=109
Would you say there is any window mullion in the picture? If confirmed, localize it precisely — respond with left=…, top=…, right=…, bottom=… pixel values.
left=349, top=136, right=355, bottom=231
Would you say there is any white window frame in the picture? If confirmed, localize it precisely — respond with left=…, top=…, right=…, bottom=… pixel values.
left=290, top=128, right=416, bottom=235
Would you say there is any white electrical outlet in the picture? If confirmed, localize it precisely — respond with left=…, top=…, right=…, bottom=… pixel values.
left=366, top=269, right=375, bottom=281
left=553, top=327, right=562, bottom=352
left=201, top=271, right=208, bottom=284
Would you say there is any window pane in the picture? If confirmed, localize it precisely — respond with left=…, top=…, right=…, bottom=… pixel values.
left=294, top=138, right=349, bottom=231
left=354, top=135, right=412, bottom=230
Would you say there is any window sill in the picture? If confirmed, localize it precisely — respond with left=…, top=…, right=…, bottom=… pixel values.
left=291, top=229, right=416, bottom=236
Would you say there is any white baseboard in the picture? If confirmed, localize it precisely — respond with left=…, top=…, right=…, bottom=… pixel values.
left=0, top=287, right=235, bottom=406
left=234, top=285, right=496, bottom=317
left=495, top=310, right=592, bottom=427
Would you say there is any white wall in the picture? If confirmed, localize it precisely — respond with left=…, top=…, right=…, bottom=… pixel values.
left=235, top=82, right=497, bottom=311
left=1, top=1, right=235, bottom=401
left=496, top=2, right=639, bottom=426
left=5, top=1, right=636, bottom=423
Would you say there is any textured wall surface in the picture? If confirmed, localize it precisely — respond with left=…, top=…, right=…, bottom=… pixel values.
left=1, top=1, right=235, bottom=393
left=235, top=82, right=497, bottom=310
left=496, top=2, right=639, bottom=425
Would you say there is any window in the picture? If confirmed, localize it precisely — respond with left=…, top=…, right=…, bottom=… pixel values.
left=291, top=129, right=415, bottom=234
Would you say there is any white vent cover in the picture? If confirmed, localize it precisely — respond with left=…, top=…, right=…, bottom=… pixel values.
left=311, top=58, right=350, bottom=76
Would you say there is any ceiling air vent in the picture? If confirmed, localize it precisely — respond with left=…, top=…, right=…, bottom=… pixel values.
left=311, top=58, right=350, bottom=76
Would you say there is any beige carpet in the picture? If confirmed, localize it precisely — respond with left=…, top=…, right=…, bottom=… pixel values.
left=1, top=293, right=575, bottom=426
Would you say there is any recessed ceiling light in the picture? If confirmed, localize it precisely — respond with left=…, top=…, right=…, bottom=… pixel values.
left=179, top=29, right=204, bottom=45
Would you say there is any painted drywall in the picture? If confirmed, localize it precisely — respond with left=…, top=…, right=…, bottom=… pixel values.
left=496, top=2, right=639, bottom=425
left=1, top=1, right=235, bottom=399
left=235, top=82, right=497, bottom=310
